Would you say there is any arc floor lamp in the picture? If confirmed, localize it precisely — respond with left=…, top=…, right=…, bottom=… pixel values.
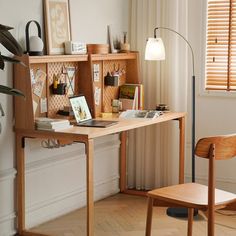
left=145, top=27, right=196, bottom=217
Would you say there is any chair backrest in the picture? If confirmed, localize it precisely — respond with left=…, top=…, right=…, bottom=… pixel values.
left=195, top=134, right=236, bottom=160
left=195, top=134, right=236, bottom=220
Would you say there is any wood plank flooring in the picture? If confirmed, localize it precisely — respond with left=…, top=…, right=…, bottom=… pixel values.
left=32, top=194, right=236, bottom=236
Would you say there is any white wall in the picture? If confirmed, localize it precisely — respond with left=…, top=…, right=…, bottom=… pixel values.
left=0, top=0, right=130, bottom=235
left=185, top=0, right=236, bottom=193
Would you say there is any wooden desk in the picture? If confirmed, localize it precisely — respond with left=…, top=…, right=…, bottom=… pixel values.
left=15, top=112, right=186, bottom=236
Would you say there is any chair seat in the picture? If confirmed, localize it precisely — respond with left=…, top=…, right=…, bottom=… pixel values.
left=148, top=183, right=236, bottom=209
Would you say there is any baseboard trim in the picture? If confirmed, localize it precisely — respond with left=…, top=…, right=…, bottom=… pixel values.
left=26, top=176, right=120, bottom=228
left=0, top=212, right=16, bottom=236
left=26, top=139, right=120, bottom=173
left=27, top=174, right=119, bottom=213
left=0, top=212, right=15, bottom=224
left=0, top=168, right=16, bottom=182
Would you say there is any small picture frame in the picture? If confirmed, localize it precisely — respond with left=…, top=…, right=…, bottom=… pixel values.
left=44, top=0, right=71, bottom=54
left=108, top=25, right=119, bottom=53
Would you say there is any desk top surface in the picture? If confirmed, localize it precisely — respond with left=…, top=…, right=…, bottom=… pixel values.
left=16, top=112, right=186, bottom=141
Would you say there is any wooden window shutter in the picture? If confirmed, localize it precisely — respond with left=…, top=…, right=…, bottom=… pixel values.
left=205, top=0, right=236, bottom=91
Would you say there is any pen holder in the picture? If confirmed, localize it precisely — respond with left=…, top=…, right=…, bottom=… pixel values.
left=51, top=83, right=67, bottom=95
left=120, top=43, right=130, bottom=52
left=104, top=73, right=119, bottom=86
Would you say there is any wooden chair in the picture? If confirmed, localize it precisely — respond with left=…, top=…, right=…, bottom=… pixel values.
left=145, top=134, right=236, bottom=236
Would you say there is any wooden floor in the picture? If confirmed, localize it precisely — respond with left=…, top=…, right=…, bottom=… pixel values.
left=32, top=194, right=236, bottom=236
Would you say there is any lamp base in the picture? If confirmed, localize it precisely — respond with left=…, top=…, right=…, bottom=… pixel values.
left=166, top=207, right=198, bottom=218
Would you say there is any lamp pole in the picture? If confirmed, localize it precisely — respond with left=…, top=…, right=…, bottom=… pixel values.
left=152, top=27, right=197, bottom=217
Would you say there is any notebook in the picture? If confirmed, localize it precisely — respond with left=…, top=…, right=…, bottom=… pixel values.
left=69, top=95, right=118, bottom=128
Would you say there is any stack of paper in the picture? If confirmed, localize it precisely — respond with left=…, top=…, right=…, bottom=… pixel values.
left=35, top=117, right=73, bottom=131
left=119, top=110, right=163, bottom=119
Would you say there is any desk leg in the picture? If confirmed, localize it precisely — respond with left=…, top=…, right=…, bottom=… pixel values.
left=120, top=131, right=127, bottom=192
left=16, top=133, right=25, bottom=234
left=178, top=116, right=185, bottom=184
left=85, top=139, right=94, bottom=236
left=166, top=116, right=187, bottom=217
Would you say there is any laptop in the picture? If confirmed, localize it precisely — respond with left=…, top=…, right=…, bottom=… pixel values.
left=69, top=95, right=118, bottom=128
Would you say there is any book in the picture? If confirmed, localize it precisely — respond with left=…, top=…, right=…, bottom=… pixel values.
left=36, top=125, right=74, bottom=132
left=119, top=84, right=137, bottom=99
left=119, top=84, right=143, bottom=110
left=35, top=117, right=71, bottom=131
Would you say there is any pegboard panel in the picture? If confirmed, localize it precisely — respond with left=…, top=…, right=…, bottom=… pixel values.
left=47, top=62, right=79, bottom=117
left=102, top=60, right=127, bottom=113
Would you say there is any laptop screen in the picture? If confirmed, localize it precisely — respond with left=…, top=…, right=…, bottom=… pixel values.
left=69, top=95, right=92, bottom=123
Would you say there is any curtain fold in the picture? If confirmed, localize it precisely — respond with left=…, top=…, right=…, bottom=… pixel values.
left=127, top=0, right=190, bottom=190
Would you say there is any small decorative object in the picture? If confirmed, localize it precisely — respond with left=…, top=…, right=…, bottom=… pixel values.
left=25, top=20, right=44, bottom=56
left=44, top=0, right=71, bottom=54
left=108, top=25, right=118, bottom=53
left=120, top=31, right=130, bottom=53
left=61, top=65, right=77, bottom=96
left=66, top=66, right=76, bottom=95
left=64, top=41, right=87, bottom=54
left=112, top=99, right=120, bottom=113
left=87, top=44, right=109, bottom=54
left=156, top=103, right=169, bottom=111
left=57, top=105, right=74, bottom=117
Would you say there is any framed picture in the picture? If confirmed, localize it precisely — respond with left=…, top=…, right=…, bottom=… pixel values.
left=44, top=0, right=71, bottom=54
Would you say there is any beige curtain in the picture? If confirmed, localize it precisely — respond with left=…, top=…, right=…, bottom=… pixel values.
left=127, top=0, right=190, bottom=190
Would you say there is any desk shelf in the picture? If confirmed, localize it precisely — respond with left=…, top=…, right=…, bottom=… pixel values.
left=28, top=54, right=88, bottom=64
left=13, top=52, right=140, bottom=130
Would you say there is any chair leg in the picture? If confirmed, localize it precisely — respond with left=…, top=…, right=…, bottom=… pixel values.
left=207, top=208, right=215, bottom=236
left=187, top=208, right=194, bottom=236
left=145, top=197, right=154, bottom=236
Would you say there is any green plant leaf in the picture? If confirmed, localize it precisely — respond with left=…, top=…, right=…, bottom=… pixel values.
left=0, top=55, right=4, bottom=70
left=0, top=26, right=23, bottom=56
left=1, top=55, right=22, bottom=64
left=0, top=24, right=13, bottom=31
left=0, top=85, right=25, bottom=97
left=0, top=24, right=25, bottom=98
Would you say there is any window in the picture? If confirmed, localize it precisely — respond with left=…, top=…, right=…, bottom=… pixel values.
left=205, top=0, right=236, bottom=91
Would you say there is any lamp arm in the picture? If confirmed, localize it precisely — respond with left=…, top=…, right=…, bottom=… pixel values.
left=154, top=27, right=195, bottom=76
left=154, top=26, right=196, bottom=183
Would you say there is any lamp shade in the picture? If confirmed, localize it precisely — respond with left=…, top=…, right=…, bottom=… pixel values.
left=145, top=38, right=165, bottom=60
